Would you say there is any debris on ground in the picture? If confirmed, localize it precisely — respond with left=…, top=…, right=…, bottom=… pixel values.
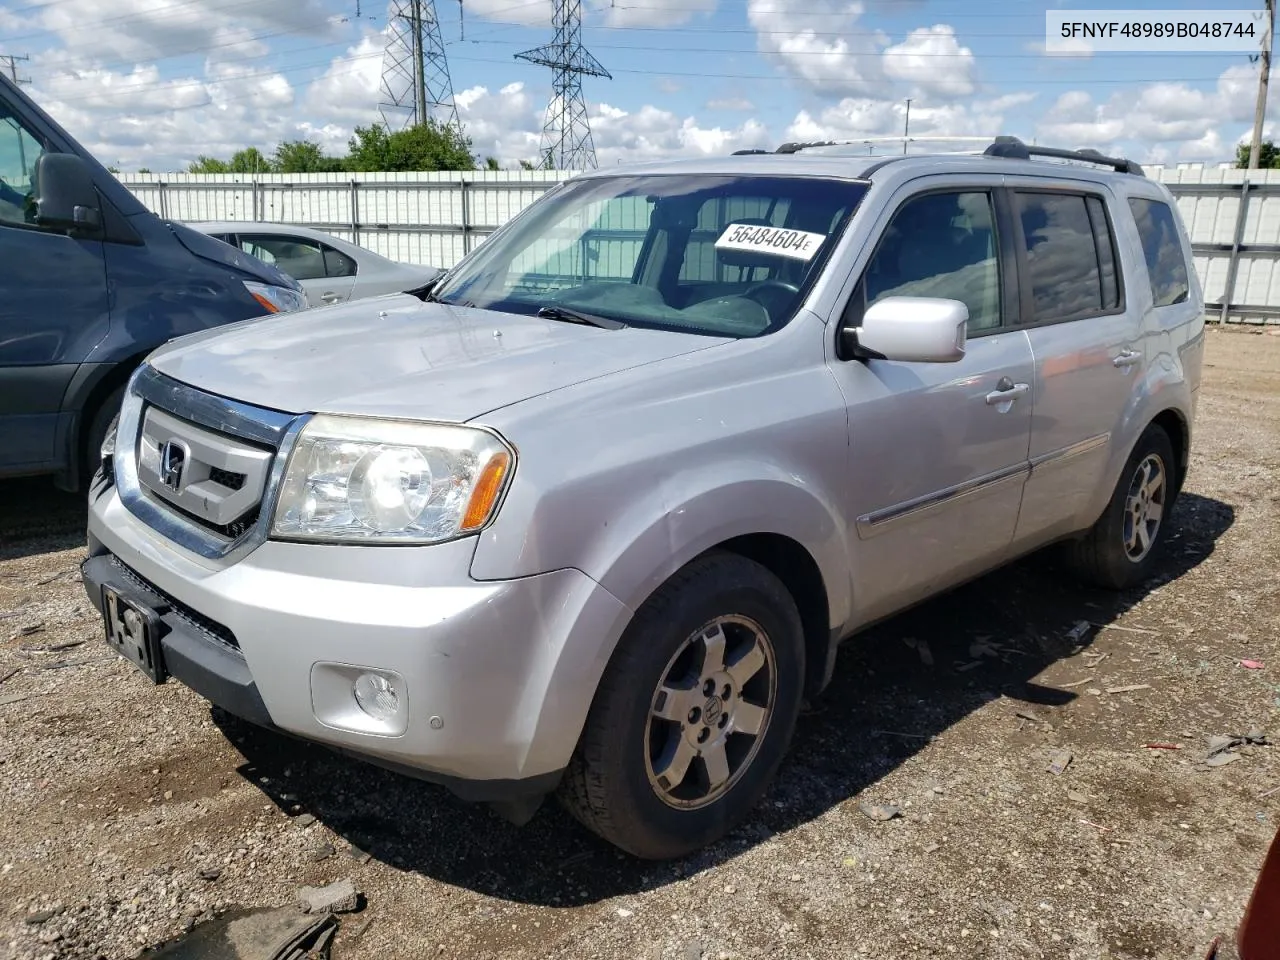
left=901, top=637, right=933, bottom=666
left=1202, top=730, right=1270, bottom=769
left=10, top=623, right=44, bottom=640
left=309, top=842, right=336, bottom=863
left=858, top=801, right=902, bottom=821
left=293, top=813, right=317, bottom=827
left=1047, top=748, right=1073, bottom=776
left=297, top=878, right=361, bottom=914
left=1144, top=743, right=1182, bottom=750
left=1066, top=621, right=1091, bottom=644
left=1067, top=790, right=1089, bottom=804
left=1240, top=659, right=1264, bottom=670
left=1105, top=684, right=1152, bottom=695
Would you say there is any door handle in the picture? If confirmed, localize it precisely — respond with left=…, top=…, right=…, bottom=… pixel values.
left=985, top=378, right=1030, bottom=405
left=1112, top=349, right=1142, bottom=368
left=320, top=292, right=341, bottom=304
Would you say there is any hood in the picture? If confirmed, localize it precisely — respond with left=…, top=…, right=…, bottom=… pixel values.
left=166, top=221, right=300, bottom=290
left=148, top=297, right=728, bottom=422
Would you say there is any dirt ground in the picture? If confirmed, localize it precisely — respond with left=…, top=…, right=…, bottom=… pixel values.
left=1, top=326, right=1278, bottom=960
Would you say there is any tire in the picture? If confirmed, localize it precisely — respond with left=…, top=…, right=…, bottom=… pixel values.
left=559, top=552, right=805, bottom=859
left=83, top=386, right=124, bottom=488
left=1067, top=424, right=1176, bottom=590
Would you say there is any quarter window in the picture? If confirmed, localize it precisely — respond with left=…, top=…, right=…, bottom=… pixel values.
left=859, top=191, right=1003, bottom=333
left=1015, top=192, right=1120, bottom=323
left=322, top=245, right=357, bottom=278
left=1128, top=198, right=1190, bottom=307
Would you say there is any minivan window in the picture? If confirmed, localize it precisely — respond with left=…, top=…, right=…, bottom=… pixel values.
left=860, top=191, right=1002, bottom=333
left=0, top=107, right=46, bottom=227
left=1128, top=197, right=1190, bottom=307
left=432, top=175, right=868, bottom=338
left=1015, top=192, right=1119, bottom=323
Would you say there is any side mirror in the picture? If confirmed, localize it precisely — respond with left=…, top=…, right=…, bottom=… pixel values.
left=33, top=153, right=102, bottom=233
left=848, top=296, right=968, bottom=363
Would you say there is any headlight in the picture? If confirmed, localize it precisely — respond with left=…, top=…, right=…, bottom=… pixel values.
left=271, top=415, right=514, bottom=544
left=244, top=281, right=306, bottom=314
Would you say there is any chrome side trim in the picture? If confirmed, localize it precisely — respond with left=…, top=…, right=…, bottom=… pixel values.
left=856, top=463, right=1030, bottom=539
left=1029, top=433, right=1109, bottom=473
left=115, top=365, right=307, bottom=564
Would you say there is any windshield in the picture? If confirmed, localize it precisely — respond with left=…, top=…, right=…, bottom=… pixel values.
left=433, top=174, right=868, bottom=338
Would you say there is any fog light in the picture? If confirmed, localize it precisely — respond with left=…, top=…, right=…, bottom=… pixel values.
left=353, top=672, right=400, bottom=722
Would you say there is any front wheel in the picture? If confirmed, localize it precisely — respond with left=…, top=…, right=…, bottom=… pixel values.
left=559, top=553, right=805, bottom=859
left=1067, top=424, right=1176, bottom=590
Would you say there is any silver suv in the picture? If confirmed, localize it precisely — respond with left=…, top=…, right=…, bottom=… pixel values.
left=84, top=137, right=1204, bottom=859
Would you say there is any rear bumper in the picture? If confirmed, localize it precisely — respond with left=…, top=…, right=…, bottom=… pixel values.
left=85, top=483, right=632, bottom=802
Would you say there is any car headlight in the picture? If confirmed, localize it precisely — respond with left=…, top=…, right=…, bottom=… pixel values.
left=244, top=280, right=306, bottom=314
left=270, top=415, right=514, bottom=544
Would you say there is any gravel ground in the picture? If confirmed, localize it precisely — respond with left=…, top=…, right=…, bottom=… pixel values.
left=1, top=326, right=1278, bottom=960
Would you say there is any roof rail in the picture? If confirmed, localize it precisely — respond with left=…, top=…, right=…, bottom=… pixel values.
left=774, top=136, right=992, bottom=155
left=984, top=135, right=1145, bottom=176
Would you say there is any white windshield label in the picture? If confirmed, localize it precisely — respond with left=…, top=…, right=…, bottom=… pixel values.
left=714, top=223, right=828, bottom=261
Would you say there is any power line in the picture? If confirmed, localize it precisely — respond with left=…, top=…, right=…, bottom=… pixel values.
left=1, top=54, right=31, bottom=85
left=378, top=0, right=460, bottom=131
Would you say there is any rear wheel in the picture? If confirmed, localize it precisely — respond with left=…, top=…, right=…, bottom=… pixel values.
left=1067, top=424, right=1175, bottom=590
left=559, top=553, right=805, bottom=859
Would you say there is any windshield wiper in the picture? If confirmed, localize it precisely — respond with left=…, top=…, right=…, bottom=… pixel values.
left=537, top=305, right=627, bottom=330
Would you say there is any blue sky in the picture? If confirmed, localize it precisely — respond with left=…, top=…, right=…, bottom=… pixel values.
left=0, top=0, right=1270, bottom=170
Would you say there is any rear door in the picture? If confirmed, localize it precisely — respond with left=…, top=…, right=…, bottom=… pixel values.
left=0, top=94, right=110, bottom=472
left=237, top=233, right=356, bottom=307
left=1006, top=184, right=1144, bottom=548
left=827, top=181, right=1036, bottom=623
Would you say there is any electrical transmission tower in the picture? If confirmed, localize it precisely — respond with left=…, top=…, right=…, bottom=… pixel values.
left=378, top=0, right=460, bottom=133
left=516, top=0, right=610, bottom=170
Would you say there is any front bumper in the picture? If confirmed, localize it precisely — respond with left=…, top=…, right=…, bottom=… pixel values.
left=86, top=484, right=631, bottom=800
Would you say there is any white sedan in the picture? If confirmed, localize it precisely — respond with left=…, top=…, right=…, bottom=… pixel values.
left=192, top=222, right=442, bottom=308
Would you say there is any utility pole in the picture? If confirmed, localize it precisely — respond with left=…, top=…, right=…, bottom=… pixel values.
left=1249, top=0, right=1275, bottom=169
left=1, top=54, right=30, bottom=85
left=903, top=98, right=913, bottom=154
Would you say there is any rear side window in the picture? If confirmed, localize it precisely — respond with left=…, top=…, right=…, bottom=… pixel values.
left=239, top=234, right=326, bottom=281
left=1128, top=198, right=1190, bottom=307
left=1015, top=192, right=1121, bottom=323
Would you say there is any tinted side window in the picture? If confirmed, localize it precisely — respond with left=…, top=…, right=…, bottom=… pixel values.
left=1128, top=198, right=1190, bottom=307
left=1015, top=192, right=1117, bottom=323
left=239, top=235, right=326, bottom=281
left=0, top=108, right=48, bottom=227
left=323, top=244, right=357, bottom=278
left=862, top=191, right=1002, bottom=333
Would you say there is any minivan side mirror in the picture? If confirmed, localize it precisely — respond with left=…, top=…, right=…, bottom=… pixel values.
left=33, top=152, right=102, bottom=233
left=848, top=296, right=968, bottom=363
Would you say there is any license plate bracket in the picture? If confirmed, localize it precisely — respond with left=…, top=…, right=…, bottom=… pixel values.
left=102, top=586, right=168, bottom=684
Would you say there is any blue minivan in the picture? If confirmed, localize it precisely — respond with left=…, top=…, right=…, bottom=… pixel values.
left=0, top=74, right=304, bottom=491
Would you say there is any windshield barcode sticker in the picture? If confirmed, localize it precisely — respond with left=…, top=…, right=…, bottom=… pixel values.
left=714, top=223, right=828, bottom=261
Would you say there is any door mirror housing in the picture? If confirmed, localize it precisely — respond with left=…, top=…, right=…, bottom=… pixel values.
left=848, top=296, right=968, bottom=363
left=33, top=153, right=102, bottom=233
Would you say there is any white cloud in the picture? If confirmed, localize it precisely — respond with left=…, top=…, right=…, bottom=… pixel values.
left=462, top=0, right=552, bottom=27
left=590, top=102, right=771, bottom=166
left=304, top=35, right=386, bottom=132
left=882, top=25, right=975, bottom=99
left=456, top=82, right=543, bottom=164
left=1025, top=37, right=1093, bottom=59
left=707, top=98, right=756, bottom=111
left=784, top=92, right=1035, bottom=146
left=748, top=0, right=888, bottom=97
left=592, top=0, right=716, bottom=28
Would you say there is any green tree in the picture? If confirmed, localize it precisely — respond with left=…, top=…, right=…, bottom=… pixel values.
left=228, top=147, right=270, bottom=174
left=188, top=155, right=231, bottom=173
left=347, top=121, right=473, bottom=172
left=1236, top=139, right=1280, bottom=168
left=137, top=167, right=152, bottom=174
left=518, top=158, right=536, bottom=171
left=484, top=156, right=500, bottom=171
left=273, top=140, right=344, bottom=173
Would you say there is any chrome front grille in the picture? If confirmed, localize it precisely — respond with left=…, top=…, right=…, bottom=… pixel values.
left=116, top=365, right=303, bottom=562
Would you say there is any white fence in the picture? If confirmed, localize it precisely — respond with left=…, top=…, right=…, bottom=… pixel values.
left=117, top=163, right=1280, bottom=324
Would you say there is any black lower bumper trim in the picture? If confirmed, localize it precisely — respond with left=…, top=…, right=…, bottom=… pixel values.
left=82, top=553, right=271, bottom=726
left=80, top=551, right=562, bottom=805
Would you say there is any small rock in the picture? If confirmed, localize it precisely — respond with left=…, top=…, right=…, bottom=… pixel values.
left=24, top=908, right=63, bottom=925
left=309, top=842, right=336, bottom=863
left=723, top=884, right=737, bottom=894
left=1204, top=752, right=1241, bottom=768
left=923, top=842, right=940, bottom=854
left=859, top=801, right=901, bottom=822
left=1067, top=790, right=1089, bottom=804
left=684, top=942, right=705, bottom=960
left=348, top=844, right=372, bottom=865
left=616, top=908, right=634, bottom=918
left=842, top=857, right=858, bottom=868
left=37, top=928, right=62, bottom=944
left=297, top=878, right=361, bottom=914
left=163, top=791, right=173, bottom=801
left=294, top=813, right=317, bottom=828
left=198, top=867, right=221, bottom=882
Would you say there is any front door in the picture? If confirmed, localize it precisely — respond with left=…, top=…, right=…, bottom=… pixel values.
left=1004, top=186, right=1145, bottom=548
left=0, top=95, right=110, bottom=472
left=828, top=186, right=1035, bottom=624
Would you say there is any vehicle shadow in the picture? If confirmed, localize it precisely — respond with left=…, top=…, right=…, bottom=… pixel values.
left=215, top=492, right=1234, bottom=907
left=0, top=478, right=87, bottom=562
